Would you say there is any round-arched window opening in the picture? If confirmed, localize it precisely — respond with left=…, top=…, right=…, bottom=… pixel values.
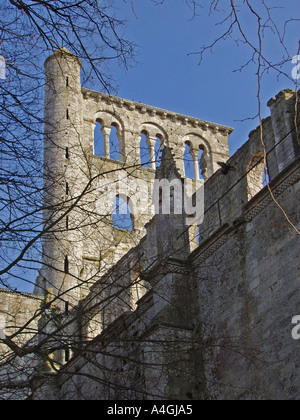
left=112, top=196, right=134, bottom=231
left=140, top=131, right=150, bottom=168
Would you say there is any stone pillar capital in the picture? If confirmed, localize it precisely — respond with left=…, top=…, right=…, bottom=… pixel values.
left=189, top=146, right=199, bottom=159
left=101, top=125, right=112, bottom=136
left=146, top=135, right=157, bottom=148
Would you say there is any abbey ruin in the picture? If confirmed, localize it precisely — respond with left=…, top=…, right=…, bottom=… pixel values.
left=0, top=48, right=299, bottom=400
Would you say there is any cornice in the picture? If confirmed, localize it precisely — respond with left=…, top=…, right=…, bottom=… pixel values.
left=81, top=88, right=234, bottom=136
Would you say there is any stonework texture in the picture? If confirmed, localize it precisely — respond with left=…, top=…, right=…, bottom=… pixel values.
left=0, top=49, right=299, bottom=400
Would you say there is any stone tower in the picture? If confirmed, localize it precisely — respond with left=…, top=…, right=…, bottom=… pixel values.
left=36, top=48, right=85, bottom=306
left=35, top=48, right=233, bottom=308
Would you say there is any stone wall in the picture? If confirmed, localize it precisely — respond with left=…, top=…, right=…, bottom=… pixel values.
left=36, top=48, right=232, bottom=307
left=1, top=49, right=299, bottom=400
left=191, top=159, right=300, bottom=400
left=0, top=290, right=42, bottom=399
left=33, top=89, right=300, bottom=400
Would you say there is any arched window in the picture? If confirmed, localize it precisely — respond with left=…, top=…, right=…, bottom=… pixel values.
left=198, top=148, right=205, bottom=181
left=112, top=196, right=134, bottom=231
left=184, top=142, right=194, bottom=178
left=94, top=120, right=105, bottom=157
left=110, top=123, right=120, bottom=161
left=155, top=135, right=163, bottom=167
left=247, top=152, right=266, bottom=200
left=140, top=132, right=150, bottom=168
left=94, top=121, right=121, bottom=161
left=140, top=132, right=164, bottom=169
left=184, top=143, right=208, bottom=180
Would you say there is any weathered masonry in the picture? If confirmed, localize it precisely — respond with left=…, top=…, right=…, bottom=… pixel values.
left=0, top=48, right=299, bottom=400
left=35, top=47, right=233, bottom=306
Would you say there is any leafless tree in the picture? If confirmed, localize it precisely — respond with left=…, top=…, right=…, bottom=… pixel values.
left=0, top=0, right=136, bottom=287
left=0, top=0, right=299, bottom=401
left=170, top=0, right=300, bottom=233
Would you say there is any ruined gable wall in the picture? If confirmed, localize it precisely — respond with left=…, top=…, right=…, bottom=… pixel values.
left=191, top=160, right=300, bottom=400
left=73, top=88, right=233, bottom=297
left=40, top=90, right=300, bottom=401
left=189, top=90, right=300, bottom=400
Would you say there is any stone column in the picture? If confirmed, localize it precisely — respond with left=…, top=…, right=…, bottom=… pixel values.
left=101, top=125, right=111, bottom=159
left=200, top=149, right=212, bottom=181
left=146, top=135, right=157, bottom=170
left=190, top=147, right=200, bottom=180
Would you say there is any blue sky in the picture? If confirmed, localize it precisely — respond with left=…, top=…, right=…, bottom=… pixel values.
left=3, top=0, right=299, bottom=294
left=107, top=0, right=299, bottom=155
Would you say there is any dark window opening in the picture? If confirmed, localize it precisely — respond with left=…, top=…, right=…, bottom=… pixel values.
left=65, top=348, right=71, bottom=362
left=65, top=301, right=69, bottom=314
left=64, top=256, right=69, bottom=274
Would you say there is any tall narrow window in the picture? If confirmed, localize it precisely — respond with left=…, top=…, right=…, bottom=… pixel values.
left=65, top=301, right=69, bottom=314
left=184, top=143, right=194, bottom=178
left=64, top=256, right=69, bottom=274
left=66, top=109, right=69, bottom=120
left=110, top=124, right=120, bottom=161
left=66, top=182, right=69, bottom=196
left=158, top=186, right=163, bottom=214
left=113, top=196, right=134, bottom=231
left=140, top=132, right=150, bottom=168
left=198, top=148, right=205, bottom=181
left=94, top=121, right=105, bottom=157
left=65, top=147, right=69, bottom=160
left=66, top=77, right=69, bottom=87
left=65, top=347, right=71, bottom=363
left=155, top=136, right=162, bottom=167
